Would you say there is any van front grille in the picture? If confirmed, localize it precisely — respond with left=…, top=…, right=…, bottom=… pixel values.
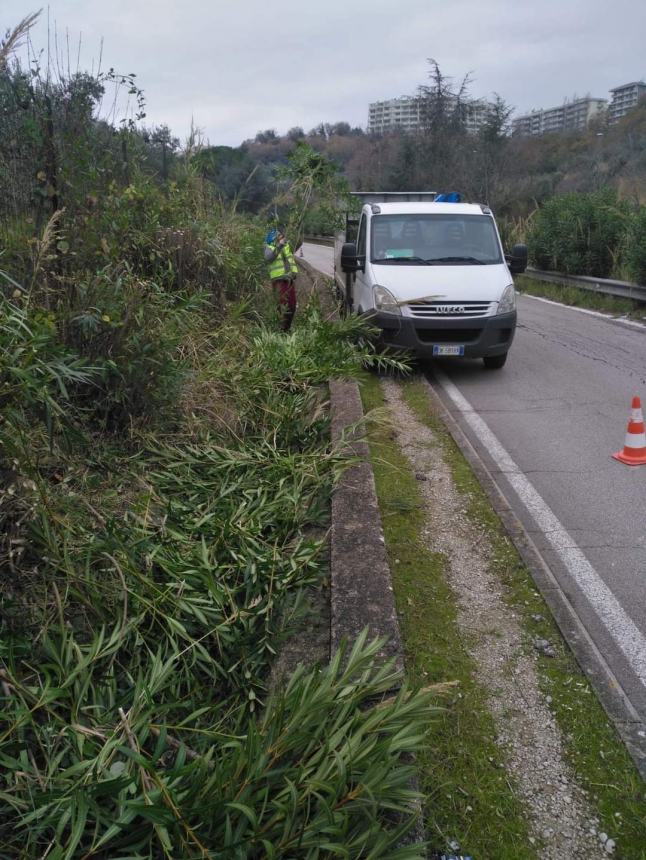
left=417, top=328, right=482, bottom=343
left=407, top=301, right=495, bottom=319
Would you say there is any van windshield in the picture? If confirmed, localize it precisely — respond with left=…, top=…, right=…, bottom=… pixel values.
left=370, top=213, right=503, bottom=265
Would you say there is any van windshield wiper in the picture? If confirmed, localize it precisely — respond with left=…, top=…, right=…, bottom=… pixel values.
left=423, top=256, right=487, bottom=265
left=374, top=256, right=433, bottom=265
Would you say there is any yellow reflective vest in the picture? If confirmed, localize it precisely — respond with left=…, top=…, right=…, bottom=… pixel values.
left=266, top=241, right=298, bottom=281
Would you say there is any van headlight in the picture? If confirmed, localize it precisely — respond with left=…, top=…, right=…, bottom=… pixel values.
left=374, top=285, right=401, bottom=315
left=497, top=284, right=516, bottom=314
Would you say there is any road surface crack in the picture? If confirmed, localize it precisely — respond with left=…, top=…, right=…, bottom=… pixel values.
left=517, top=324, right=646, bottom=384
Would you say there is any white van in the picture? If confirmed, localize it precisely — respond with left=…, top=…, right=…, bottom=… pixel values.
left=334, top=192, right=527, bottom=369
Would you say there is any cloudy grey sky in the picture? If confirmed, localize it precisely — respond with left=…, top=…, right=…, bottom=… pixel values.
left=4, top=0, right=646, bottom=146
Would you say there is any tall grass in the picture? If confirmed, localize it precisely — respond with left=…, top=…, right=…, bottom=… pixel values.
left=1, top=265, right=429, bottom=856
left=0, top=12, right=40, bottom=69
left=1, top=30, right=430, bottom=852
left=1, top=627, right=433, bottom=857
left=525, top=189, right=646, bottom=281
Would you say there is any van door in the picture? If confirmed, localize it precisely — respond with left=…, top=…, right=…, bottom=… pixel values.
left=353, top=213, right=371, bottom=314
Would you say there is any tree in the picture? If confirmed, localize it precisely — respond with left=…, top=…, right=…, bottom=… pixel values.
left=254, top=129, right=278, bottom=144
left=274, top=142, right=351, bottom=244
left=308, top=123, right=328, bottom=139
left=192, top=145, right=270, bottom=211
left=478, top=94, right=513, bottom=144
left=0, top=55, right=138, bottom=237
left=387, top=133, right=418, bottom=189
left=329, top=121, right=352, bottom=137
left=417, top=58, right=472, bottom=136
left=412, top=59, right=474, bottom=193
left=473, top=94, right=514, bottom=204
left=144, top=125, right=180, bottom=180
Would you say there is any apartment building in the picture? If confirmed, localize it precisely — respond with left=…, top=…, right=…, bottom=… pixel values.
left=512, top=96, right=607, bottom=136
left=608, top=81, right=646, bottom=124
left=367, top=96, right=422, bottom=134
left=368, top=94, right=494, bottom=135
left=463, top=99, right=495, bottom=135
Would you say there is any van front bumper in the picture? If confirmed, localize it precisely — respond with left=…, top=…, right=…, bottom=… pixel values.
left=366, top=310, right=517, bottom=358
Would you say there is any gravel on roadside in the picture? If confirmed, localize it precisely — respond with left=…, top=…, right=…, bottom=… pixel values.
left=381, top=377, right=611, bottom=860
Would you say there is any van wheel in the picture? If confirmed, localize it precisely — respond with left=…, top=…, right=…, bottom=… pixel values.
left=483, top=353, right=508, bottom=370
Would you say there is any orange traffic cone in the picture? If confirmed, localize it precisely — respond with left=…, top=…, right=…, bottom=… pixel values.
left=612, top=396, right=646, bottom=465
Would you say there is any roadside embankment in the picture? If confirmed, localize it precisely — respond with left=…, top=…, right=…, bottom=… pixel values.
left=0, top=233, right=431, bottom=856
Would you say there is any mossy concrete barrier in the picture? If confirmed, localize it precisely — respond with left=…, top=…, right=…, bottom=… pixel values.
left=329, top=379, right=404, bottom=675
left=298, top=258, right=405, bottom=674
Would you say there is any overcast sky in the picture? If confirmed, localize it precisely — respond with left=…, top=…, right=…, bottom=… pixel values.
left=4, top=0, right=646, bottom=146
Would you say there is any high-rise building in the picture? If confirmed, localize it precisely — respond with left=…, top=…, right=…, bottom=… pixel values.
left=367, top=96, right=422, bottom=134
left=463, top=99, right=495, bottom=135
left=608, top=81, right=646, bottom=124
left=367, top=94, right=495, bottom=135
left=512, top=96, right=606, bottom=136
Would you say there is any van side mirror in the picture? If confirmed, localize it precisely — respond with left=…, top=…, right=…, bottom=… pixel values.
left=340, top=241, right=365, bottom=273
left=506, top=243, right=528, bottom=274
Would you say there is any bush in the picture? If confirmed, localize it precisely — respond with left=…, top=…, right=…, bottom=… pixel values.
left=528, top=189, right=630, bottom=277
left=0, top=630, right=432, bottom=857
left=1, top=28, right=429, bottom=854
left=61, top=268, right=203, bottom=428
left=625, top=207, right=646, bottom=285
left=58, top=176, right=266, bottom=299
left=1, top=302, right=429, bottom=857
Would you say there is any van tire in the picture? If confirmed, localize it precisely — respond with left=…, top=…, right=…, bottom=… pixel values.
left=483, top=353, right=508, bottom=370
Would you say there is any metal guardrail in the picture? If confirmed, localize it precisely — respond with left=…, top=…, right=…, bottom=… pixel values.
left=525, top=268, right=646, bottom=303
left=301, top=244, right=646, bottom=303
left=303, top=235, right=335, bottom=247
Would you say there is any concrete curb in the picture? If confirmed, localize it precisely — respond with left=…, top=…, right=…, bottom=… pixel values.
left=298, top=258, right=405, bottom=672
left=329, top=379, right=404, bottom=674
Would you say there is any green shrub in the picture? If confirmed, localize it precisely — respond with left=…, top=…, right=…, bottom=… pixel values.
left=1, top=302, right=429, bottom=857
left=528, top=189, right=630, bottom=277
left=624, top=207, right=646, bottom=285
left=251, top=305, right=408, bottom=386
left=0, top=292, right=97, bottom=438
left=61, top=268, right=203, bottom=428
left=0, top=631, right=432, bottom=858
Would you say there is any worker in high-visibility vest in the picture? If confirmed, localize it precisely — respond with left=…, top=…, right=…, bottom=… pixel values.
left=264, top=228, right=299, bottom=331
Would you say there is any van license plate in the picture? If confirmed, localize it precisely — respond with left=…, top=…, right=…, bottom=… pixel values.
left=433, top=345, right=465, bottom=356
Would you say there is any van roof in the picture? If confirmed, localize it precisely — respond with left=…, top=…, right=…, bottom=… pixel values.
left=365, top=202, right=490, bottom=216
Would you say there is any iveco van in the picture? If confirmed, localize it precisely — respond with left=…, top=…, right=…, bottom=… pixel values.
left=334, top=192, right=527, bottom=369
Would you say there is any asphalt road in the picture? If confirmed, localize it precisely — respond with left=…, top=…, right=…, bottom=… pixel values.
left=303, top=243, right=646, bottom=732
left=301, top=242, right=335, bottom=277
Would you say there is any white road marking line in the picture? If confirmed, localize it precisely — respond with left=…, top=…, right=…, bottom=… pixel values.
left=434, top=367, right=646, bottom=688
left=523, top=293, right=646, bottom=330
